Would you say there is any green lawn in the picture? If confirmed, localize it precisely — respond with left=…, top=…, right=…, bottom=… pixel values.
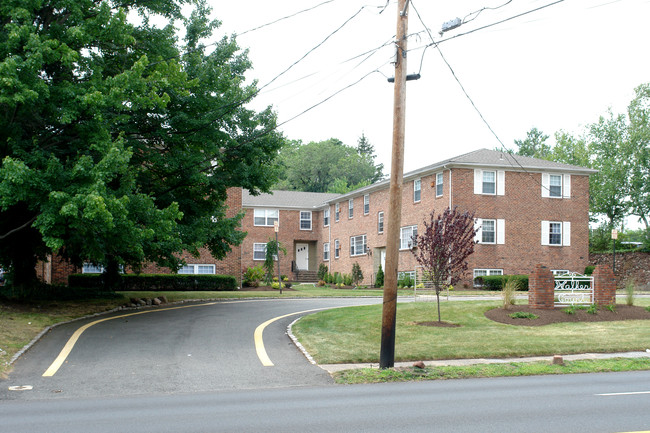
left=292, top=299, right=650, bottom=364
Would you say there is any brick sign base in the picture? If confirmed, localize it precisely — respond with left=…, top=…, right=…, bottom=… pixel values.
left=529, top=264, right=616, bottom=310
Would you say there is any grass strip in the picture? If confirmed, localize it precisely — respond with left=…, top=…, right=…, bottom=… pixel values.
left=334, top=358, right=650, bottom=384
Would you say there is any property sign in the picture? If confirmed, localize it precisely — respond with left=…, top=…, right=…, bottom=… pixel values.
left=554, top=273, right=594, bottom=306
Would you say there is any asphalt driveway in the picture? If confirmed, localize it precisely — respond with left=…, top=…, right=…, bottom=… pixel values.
left=1, top=298, right=380, bottom=401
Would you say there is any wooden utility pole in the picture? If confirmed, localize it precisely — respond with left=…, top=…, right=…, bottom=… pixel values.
left=380, top=0, right=409, bottom=369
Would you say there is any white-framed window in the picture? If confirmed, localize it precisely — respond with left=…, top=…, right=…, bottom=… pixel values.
left=549, top=175, right=562, bottom=197
left=398, top=271, right=416, bottom=283
left=334, top=239, right=340, bottom=259
left=350, top=234, right=367, bottom=256
left=254, top=209, right=279, bottom=227
left=323, top=208, right=330, bottom=227
left=349, top=199, right=354, bottom=218
left=414, top=179, right=421, bottom=202
left=178, top=264, right=216, bottom=274
left=378, top=211, right=384, bottom=234
left=541, top=221, right=571, bottom=246
left=474, top=218, right=505, bottom=245
left=364, top=194, right=370, bottom=215
left=482, top=219, right=496, bottom=244
left=542, top=173, right=571, bottom=198
left=482, top=171, right=496, bottom=194
left=400, top=225, right=418, bottom=250
left=323, top=242, right=330, bottom=261
left=436, top=172, right=443, bottom=197
left=335, top=203, right=340, bottom=222
left=473, top=269, right=504, bottom=277
left=474, top=169, right=505, bottom=195
left=300, top=211, right=312, bottom=230
left=82, top=263, right=125, bottom=274
left=82, top=263, right=104, bottom=274
left=253, top=243, right=267, bottom=261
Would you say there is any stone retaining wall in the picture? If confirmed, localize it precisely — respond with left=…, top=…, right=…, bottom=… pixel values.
left=590, top=252, right=650, bottom=289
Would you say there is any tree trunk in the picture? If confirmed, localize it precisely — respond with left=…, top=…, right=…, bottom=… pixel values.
left=102, top=256, right=122, bottom=292
left=435, top=285, right=442, bottom=322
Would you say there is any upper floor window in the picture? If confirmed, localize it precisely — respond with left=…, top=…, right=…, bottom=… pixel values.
left=378, top=211, right=384, bottom=234
left=414, top=179, right=421, bottom=202
left=542, top=173, right=571, bottom=198
left=349, top=199, right=354, bottom=218
left=474, top=169, right=505, bottom=195
left=400, top=225, right=418, bottom=250
left=475, top=218, right=505, bottom=245
left=350, top=234, right=367, bottom=256
left=323, top=208, right=330, bottom=227
left=436, top=172, right=443, bottom=197
left=541, top=220, right=571, bottom=246
left=178, top=264, right=216, bottom=274
left=364, top=194, right=370, bottom=215
left=335, top=203, right=340, bottom=222
left=482, top=171, right=496, bottom=194
left=254, top=209, right=278, bottom=226
left=300, top=211, right=312, bottom=230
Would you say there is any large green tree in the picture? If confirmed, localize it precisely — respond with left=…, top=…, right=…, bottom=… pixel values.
left=514, top=127, right=551, bottom=159
left=0, top=0, right=283, bottom=289
left=627, top=83, right=650, bottom=229
left=274, top=136, right=384, bottom=193
left=587, top=110, right=631, bottom=228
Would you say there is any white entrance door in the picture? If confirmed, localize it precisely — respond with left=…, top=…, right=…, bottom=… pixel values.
left=296, top=243, right=309, bottom=270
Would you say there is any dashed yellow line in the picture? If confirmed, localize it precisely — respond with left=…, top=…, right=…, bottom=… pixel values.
left=42, top=302, right=218, bottom=377
left=254, top=308, right=328, bottom=367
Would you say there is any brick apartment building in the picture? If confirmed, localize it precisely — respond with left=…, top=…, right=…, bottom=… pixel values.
left=41, top=149, right=596, bottom=288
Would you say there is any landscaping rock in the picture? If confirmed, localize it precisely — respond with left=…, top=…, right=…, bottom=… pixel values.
left=413, top=361, right=426, bottom=369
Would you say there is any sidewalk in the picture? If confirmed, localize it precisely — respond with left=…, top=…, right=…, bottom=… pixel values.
left=319, top=351, right=650, bottom=373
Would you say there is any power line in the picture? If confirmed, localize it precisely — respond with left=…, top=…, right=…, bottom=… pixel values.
left=410, top=0, right=563, bottom=195
left=236, top=1, right=336, bottom=37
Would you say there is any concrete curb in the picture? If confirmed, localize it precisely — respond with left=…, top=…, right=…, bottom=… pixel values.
left=318, top=351, right=650, bottom=373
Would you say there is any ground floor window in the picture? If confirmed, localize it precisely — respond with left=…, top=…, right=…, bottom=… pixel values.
left=253, top=243, right=267, bottom=261
left=323, top=242, right=330, bottom=261
left=82, top=263, right=104, bottom=274
left=473, top=268, right=503, bottom=286
left=178, top=264, right=216, bottom=274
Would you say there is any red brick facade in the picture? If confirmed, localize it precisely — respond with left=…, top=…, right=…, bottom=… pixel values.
left=40, top=150, right=594, bottom=289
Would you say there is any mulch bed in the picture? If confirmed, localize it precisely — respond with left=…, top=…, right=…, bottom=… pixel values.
left=485, top=305, right=650, bottom=326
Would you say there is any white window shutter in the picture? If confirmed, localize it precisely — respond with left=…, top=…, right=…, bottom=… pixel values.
left=474, top=218, right=482, bottom=243
left=474, top=169, right=482, bottom=194
left=541, top=173, right=550, bottom=198
left=541, top=221, right=549, bottom=246
left=563, top=221, right=571, bottom=246
left=563, top=174, right=571, bottom=199
left=497, top=219, right=505, bottom=244
left=497, top=171, right=505, bottom=196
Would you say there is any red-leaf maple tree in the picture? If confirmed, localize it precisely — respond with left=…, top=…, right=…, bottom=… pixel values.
left=412, top=206, right=478, bottom=322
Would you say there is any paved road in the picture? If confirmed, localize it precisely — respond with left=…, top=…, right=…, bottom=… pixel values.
left=1, top=298, right=380, bottom=401
left=2, top=371, right=649, bottom=432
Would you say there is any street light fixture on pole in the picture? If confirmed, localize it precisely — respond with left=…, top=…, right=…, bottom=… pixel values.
left=380, top=0, right=410, bottom=369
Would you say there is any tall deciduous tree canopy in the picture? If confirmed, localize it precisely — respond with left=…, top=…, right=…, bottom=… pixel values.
left=273, top=136, right=384, bottom=193
left=512, top=83, right=650, bottom=233
left=0, top=0, right=284, bottom=288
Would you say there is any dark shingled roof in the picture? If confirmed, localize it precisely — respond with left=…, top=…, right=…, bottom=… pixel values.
left=242, top=148, right=596, bottom=207
left=243, top=190, right=339, bottom=209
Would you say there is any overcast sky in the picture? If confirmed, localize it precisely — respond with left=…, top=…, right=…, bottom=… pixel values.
left=201, top=0, right=649, bottom=175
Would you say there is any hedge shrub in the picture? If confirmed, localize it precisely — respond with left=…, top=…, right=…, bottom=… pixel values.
left=475, top=274, right=529, bottom=291
left=69, top=273, right=238, bottom=292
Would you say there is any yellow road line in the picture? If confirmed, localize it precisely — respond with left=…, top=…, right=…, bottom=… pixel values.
left=42, top=302, right=218, bottom=377
left=254, top=308, right=329, bottom=367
